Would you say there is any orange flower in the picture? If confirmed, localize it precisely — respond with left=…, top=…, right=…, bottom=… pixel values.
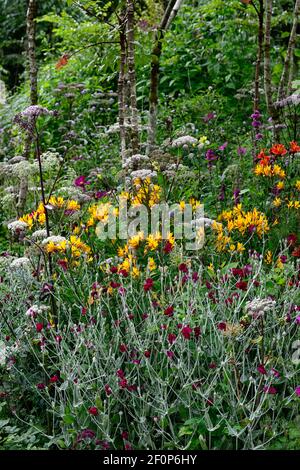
left=289, top=141, right=300, bottom=154
left=260, top=156, right=271, bottom=166
left=55, top=54, right=70, bottom=70
left=256, top=150, right=270, bottom=166
left=270, top=144, right=287, bottom=156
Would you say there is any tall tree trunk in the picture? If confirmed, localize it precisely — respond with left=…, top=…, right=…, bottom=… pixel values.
left=253, top=0, right=264, bottom=112
left=118, top=12, right=127, bottom=165
left=27, top=0, right=38, bottom=105
left=264, top=0, right=280, bottom=139
left=126, top=0, right=139, bottom=154
left=264, top=0, right=274, bottom=116
left=18, top=0, right=38, bottom=216
left=277, top=0, right=300, bottom=100
left=147, top=0, right=183, bottom=153
left=165, top=0, right=183, bottom=30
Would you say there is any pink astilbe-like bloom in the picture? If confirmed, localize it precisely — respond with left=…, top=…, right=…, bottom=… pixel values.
left=295, top=386, right=300, bottom=397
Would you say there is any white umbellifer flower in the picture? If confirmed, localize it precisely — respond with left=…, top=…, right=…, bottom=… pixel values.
left=130, top=169, right=157, bottom=180
left=11, top=160, right=36, bottom=178
left=31, top=229, right=50, bottom=240
left=171, top=135, right=198, bottom=148
left=192, top=217, right=215, bottom=228
left=25, top=304, right=48, bottom=317
left=32, top=151, right=61, bottom=173
left=9, top=256, right=31, bottom=270
left=245, top=298, right=276, bottom=318
left=41, top=235, right=67, bottom=246
left=7, top=220, right=28, bottom=233
left=122, top=154, right=150, bottom=170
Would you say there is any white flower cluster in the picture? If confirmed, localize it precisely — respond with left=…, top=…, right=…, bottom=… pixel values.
left=32, top=151, right=61, bottom=173
left=11, top=160, right=37, bottom=178
left=171, top=135, right=198, bottom=148
left=130, top=169, right=157, bottom=180
left=7, top=220, right=28, bottom=233
left=41, top=235, right=67, bottom=246
left=55, top=186, right=89, bottom=202
left=245, top=298, right=276, bottom=317
left=274, top=93, right=300, bottom=108
left=9, top=256, right=31, bottom=270
left=192, top=217, right=215, bottom=228
left=122, top=154, right=150, bottom=171
left=31, top=229, right=50, bottom=240
left=25, top=304, right=49, bottom=317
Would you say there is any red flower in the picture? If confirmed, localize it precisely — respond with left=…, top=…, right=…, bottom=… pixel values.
left=110, top=266, right=118, bottom=274
left=168, top=333, right=177, bottom=344
left=119, top=379, right=128, bottom=389
left=257, top=364, right=267, bottom=375
left=57, top=259, right=68, bottom=271
left=105, top=384, right=112, bottom=396
left=235, top=280, right=248, bottom=291
left=144, top=350, right=151, bottom=358
left=164, top=305, right=174, bottom=317
left=49, top=375, right=59, bottom=383
left=287, top=233, right=297, bottom=246
left=119, top=269, right=129, bottom=278
left=289, top=140, right=300, bottom=153
left=270, top=143, right=287, bottom=156
left=81, top=307, right=87, bottom=315
left=178, top=263, right=188, bottom=273
left=36, top=322, right=43, bottom=332
left=88, top=406, right=98, bottom=416
left=292, top=246, right=300, bottom=258
left=217, top=322, right=227, bottom=331
left=121, top=431, right=129, bottom=440
left=194, top=326, right=201, bottom=339
left=119, top=343, right=128, bottom=353
left=181, top=325, right=193, bottom=340
left=55, top=53, right=70, bottom=70
left=208, top=362, right=216, bottom=369
left=166, top=350, right=174, bottom=359
left=163, top=241, right=173, bottom=254
left=36, top=383, right=46, bottom=390
left=143, top=278, right=154, bottom=292
left=117, top=369, right=125, bottom=379
left=74, top=175, right=90, bottom=189
left=271, top=368, right=280, bottom=378
left=125, top=443, right=133, bottom=450
left=263, top=386, right=277, bottom=395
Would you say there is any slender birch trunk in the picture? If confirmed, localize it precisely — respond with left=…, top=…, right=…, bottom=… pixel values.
left=264, top=0, right=273, bottom=117
left=126, top=0, right=139, bottom=154
left=253, top=0, right=264, bottom=112
left=165, top=0, right=183, bottom=30
left=264, top=0, right=281, bottom=139
left=27, top=0, right=38, bottom=105
left=118, top=12, right=127, bottom=165
left=147, top=0, right=183, bottom=153
left=277, top=0, right=300, bottom=100
left=18, top=0, right=38, bottom=215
